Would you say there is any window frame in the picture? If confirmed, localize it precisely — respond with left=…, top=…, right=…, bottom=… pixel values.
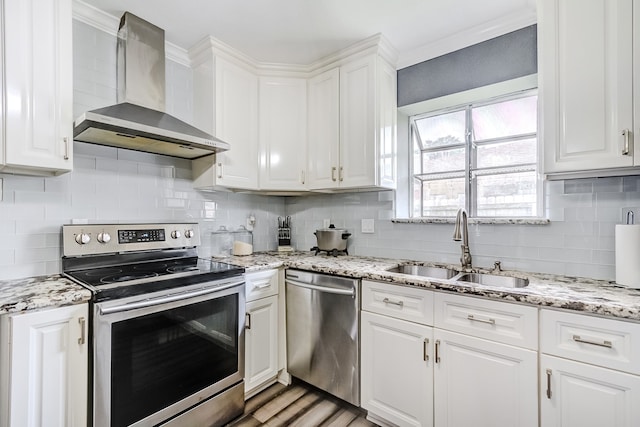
left=409, top=88, right=541, bottom=219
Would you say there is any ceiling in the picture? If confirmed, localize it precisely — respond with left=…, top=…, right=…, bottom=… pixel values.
left=80, top=0, right=537, bottom=68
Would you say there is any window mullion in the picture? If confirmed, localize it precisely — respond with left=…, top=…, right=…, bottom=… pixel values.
left=466, top=106, right=474, bottom=216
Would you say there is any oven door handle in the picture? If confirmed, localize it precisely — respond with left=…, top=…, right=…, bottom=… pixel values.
left=285, top=278, right=355, bottom=296
left=99, top=279, right=245, bottom=315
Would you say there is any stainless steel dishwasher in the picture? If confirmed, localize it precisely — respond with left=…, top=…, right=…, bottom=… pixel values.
left=285, top=269, right=360, bottom=406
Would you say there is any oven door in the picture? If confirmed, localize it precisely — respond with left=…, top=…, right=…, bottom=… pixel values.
left=92, top=278, right=245, bottom=427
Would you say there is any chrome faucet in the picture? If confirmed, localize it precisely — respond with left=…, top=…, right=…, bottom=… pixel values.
left=453, top=208, right=472, bottom=270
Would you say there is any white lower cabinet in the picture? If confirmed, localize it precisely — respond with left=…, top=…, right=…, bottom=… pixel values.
left=539, top=309, right=640, bottom=427
left=361, top=280, right=434, bottom=427
left=361, top=311, right=433, bottom=427
left=433, top=329, right=538, bottom=427
left=433, top=293, right=538, bottom=427
left=540, top=354, right=640, bottom=427
left=245, top=295, right=279, bottom=395
left=362, top=282, right=539, bottom=427
left=244, top=269, right=285, bottom=398
left=0, top=304, right=88, bottom=427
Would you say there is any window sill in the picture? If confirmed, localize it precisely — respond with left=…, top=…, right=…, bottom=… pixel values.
left=391, top=217, right=551, bottom=225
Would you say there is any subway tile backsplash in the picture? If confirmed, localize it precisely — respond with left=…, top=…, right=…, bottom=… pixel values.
left=1, top=20, right=638, bottom=282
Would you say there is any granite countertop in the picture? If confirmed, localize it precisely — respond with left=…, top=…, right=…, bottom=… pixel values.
left=0, top=275, right=92, bottom=315
left=3, top=252, right=640, bottom=322
left=224, top=251, right=640, bottom=322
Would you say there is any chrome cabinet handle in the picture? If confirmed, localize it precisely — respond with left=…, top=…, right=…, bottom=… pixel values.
left=245, top=313, right=251, bottom=330
left=339, top=166, right=344, bottom=182
left=300, top=170, right=306, bottom=185
left=253, top=282, right=272, bottom=290
left=217, top=163, right=223, bottom=179
left=467, top=314, right=495, bottom=325
left=331, top=166, right=337, bottom=182
left=78, top=317, right=86, bottom=345
left=546, top=369, right=552, bottom=399
left=435, top=339, right=441, bottom=363
left=63, top=137, right=70, bottom=160
left=572, top=335, right=613, bottom=348
left=423, top=338, right=429, bottom=361
left=382, top=297, right=403, bottom=307
left=622, top=129, right=631, bottom=156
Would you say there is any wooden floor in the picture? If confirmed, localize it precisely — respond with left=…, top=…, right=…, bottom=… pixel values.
left=227, top=381, right=378, bottom=427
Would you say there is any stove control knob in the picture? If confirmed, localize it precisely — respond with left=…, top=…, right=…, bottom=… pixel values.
left=185, top=229, right=194, bottom=239
left=171, top=230, right=181, bottom=239
left=97, top=232, right=111, bottom=244
left=75, top=233, right=91, bottom=245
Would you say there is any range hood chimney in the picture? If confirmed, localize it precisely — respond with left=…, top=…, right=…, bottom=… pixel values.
left=73, top=12, right=229, bottom=159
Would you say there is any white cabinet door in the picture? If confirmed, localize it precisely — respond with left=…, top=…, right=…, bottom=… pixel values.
left=339, top=55, right=396, bottom=189
left=192, top=56, right=259, bottom=190
left=540, top=0, right=634, bottom=174
left=307, top=68, right=340, bottom=190
left=1, top=304, right=88, bottom=427
left=244, top=295, right=279, bottom=395
left=259, top=76, right=307, bottom=191
left=361, top=311, right=433, bottom=427
left=2, top=0, right=73, bottom=175
left=340, top=55, right=377, bottom=188
left=433, top=329, right=537, bottom=427
left=540, top=354, right=640, bottom=427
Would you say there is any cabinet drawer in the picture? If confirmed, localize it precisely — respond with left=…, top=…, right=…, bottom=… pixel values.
left=541, top=309, right=640, bottom=375
left=434, top=292, right=538, bottom=350
left=362, top=280, right=433, bottom=326
left=245, top=269, right=279, bottom=301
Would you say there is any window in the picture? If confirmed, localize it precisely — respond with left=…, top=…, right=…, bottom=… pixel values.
left=410, top=91, right=539, bottom=218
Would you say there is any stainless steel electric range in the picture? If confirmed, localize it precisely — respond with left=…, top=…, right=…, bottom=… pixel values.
left=62, top=223, right=246, bottom=427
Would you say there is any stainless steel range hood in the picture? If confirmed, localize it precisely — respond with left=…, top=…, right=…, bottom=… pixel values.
left=73, top=12, right=229, bottom=159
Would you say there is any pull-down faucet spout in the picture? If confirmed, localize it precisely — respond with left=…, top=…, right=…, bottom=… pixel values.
left=453, top=208, right=472, bottom=270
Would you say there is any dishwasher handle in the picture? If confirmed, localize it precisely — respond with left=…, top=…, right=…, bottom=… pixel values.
left=285, top=278, right=355, bottom=296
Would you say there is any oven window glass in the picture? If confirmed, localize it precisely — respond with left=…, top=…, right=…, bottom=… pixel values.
left=110, top=294, right=239, bottom=427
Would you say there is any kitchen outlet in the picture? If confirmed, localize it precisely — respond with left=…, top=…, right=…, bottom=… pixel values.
left=361, top=218, right=375, bottom=233
left=323, top=219, right=331, bottom=228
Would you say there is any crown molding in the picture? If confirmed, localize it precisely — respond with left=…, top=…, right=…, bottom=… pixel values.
left=72, top=0, right=191, bottom=67
left=397, top=8, right=537, bottom=70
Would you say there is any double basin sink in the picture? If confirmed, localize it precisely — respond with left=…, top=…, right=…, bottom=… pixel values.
left=386, top=264, right=529, bottom=288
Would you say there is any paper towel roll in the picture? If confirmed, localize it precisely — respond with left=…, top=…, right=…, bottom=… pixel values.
left=615, top=224, right=640, bottom=288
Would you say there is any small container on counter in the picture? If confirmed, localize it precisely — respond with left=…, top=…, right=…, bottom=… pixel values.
left=211, top=226, right=253, bottom=257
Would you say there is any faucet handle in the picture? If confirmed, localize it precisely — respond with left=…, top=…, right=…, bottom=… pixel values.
left=493, top=261, right=502, bottom=272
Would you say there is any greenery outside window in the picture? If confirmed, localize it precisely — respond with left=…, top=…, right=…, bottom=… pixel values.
left=410, top=90, right=539, bottom=218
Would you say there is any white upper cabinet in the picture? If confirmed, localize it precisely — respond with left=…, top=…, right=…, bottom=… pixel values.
left=258, top=76, right=307, bottom=191
left=540, top=0, right=637, bottom=176
left=307, top=68, right=340, bottom=189
left=192, top=53, right=259, bottom=190
left=307, top=54, right=397, bottom=191
left=1, top=0, right=73, bottom=176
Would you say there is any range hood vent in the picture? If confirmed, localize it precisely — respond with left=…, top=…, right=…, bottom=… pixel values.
left=73, top=12, right=229, bottom=159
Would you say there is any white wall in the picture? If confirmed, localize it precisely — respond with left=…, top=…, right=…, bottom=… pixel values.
left=0, top=20, right=284, bottom=280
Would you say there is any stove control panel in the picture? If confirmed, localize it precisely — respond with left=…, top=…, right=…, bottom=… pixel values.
left=62, top=223, right=201, bottom=257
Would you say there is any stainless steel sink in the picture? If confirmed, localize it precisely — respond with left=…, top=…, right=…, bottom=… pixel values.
left=386, top=265, right=458, bottom=280
left=453, top=272, right=529, bottom=288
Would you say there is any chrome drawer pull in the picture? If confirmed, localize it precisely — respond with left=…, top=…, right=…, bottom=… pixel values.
left=253, top=282, right=272, bottom=290
left=572, top=335, right=613, bottom=348
left=423, top=338, right=429, bottom=362
left=382, top=297, right=404, bottom=308
left=467, top=314, right=495, bottom=325
left=546, top=369, right=552, bottom=399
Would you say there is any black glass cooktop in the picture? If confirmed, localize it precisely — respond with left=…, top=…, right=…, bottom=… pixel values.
left=65, top=257, right=244, bottom=301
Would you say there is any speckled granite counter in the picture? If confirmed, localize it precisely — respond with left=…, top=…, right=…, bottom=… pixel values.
left=0, top=275, right=92, bottom=315
left=4, top=252, right=640, bottom=321
left=224, top=251, right=640, bottom=322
